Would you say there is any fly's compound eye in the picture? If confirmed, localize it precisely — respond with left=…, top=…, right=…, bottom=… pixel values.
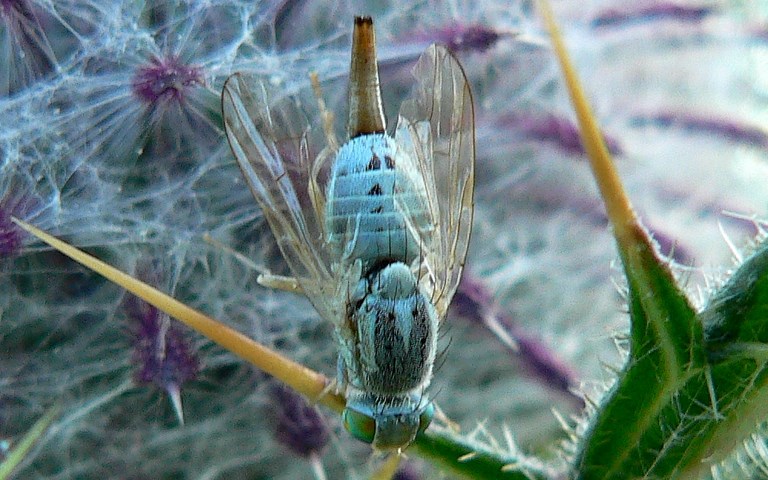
left=418, top=403, right=435, bottom=435
left=343, top=408, right=376, bottom=444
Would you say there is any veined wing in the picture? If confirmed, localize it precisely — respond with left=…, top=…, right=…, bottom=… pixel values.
left=222, top=73, right=343, bottom=323
left=395, top=45, right=476, bottom=320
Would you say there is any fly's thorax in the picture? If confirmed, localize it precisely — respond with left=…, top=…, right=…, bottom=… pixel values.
left=342, top=262, right=438, bottom=396
left=325, top=134, right=432, bottom=269
left=342, top=389, right=434, bottom=450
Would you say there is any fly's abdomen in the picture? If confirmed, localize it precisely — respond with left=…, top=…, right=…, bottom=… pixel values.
left=326, top=133, right=431, bottom=266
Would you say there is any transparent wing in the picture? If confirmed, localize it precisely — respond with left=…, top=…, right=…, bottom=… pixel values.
left=395, top=45, right=476, bottom=320
left=222, top=73, right=343, bottom=323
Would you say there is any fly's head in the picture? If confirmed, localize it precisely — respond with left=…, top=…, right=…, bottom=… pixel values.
left=343, top=391, right=435, bottom=451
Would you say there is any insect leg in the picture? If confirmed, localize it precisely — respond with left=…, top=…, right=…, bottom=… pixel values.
left=257, top=273, right=304, bottom=293
left=204, top=234, right=304, bottom=293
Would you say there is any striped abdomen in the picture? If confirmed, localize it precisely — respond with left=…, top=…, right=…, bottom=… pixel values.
left=326, top=133, right=431, bottom=268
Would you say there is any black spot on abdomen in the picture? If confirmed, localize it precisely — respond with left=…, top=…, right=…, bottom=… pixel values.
left=368, top=183, right=383, bottom=196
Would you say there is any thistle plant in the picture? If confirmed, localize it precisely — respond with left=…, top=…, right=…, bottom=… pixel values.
left=2, top=1, right=768, bottom=479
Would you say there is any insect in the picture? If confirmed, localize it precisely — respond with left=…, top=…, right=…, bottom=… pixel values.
left=222, top=16, right=475, bottom=451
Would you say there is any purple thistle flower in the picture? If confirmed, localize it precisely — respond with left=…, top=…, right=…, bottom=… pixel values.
left=0, top=203, right=22, bottom=257
left=630, top=111, right=768, bottom=150
left=270, top=384, right=329, bottom=458
left=131, top=55, right=204, bottom=112
left=126, top=54, right=212, bottom=167
left=0, top=166, right=46, bottom=258
left=498, top=113, right=624, bottom=156
left=47, top=9, right=227, bottom=183
left=124, top=271, right=200, bottom=423
left=129, top=300, right=199, bottom=389
left=591, top=3, right=714, bottom=29
left=420, top=23, right=512, bottom=54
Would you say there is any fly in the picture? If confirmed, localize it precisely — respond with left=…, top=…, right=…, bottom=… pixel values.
left=222, top=15, right=475, bottom=451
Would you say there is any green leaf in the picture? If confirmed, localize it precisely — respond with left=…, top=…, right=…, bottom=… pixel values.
left=620, top=228, right=705, bottom=377
left=691, top=240, right=768, bottom=476
left=576, top=239, right=768, bottom=479
left=703, top=241, right=768, bottom=348
left=411, top=428, right=551, bottom=480
left=575, top=225, right=705, bottom=479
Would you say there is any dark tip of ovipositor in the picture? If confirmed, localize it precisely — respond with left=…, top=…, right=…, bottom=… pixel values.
left=354, top=15, right=373, bottom=26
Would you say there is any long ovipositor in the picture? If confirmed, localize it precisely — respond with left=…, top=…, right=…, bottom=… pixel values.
left=347, top=16, right=386, bottom=138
